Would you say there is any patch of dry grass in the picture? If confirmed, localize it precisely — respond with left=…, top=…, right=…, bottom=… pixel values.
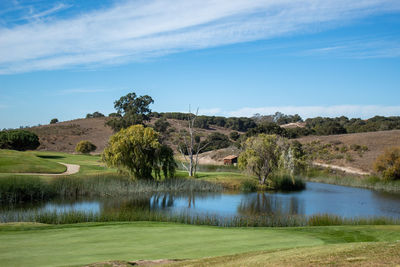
left=297, top=130, right=400, bottom=172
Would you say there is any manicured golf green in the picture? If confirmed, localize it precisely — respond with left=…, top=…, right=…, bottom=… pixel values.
left=0, top=149, right=66, bottom=174
left=1, top=222, right=400, bottom=267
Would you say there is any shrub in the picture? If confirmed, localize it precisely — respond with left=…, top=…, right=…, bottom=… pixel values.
left=154, top=117, right=170, bottom=133
left=0, top=130, right=40, bottom=151
left=271, top=174, right=305, bottom=191
left=50, top=118, right=58, bottom=124
left=240, top=180, right=258, bottom=192
left=229, top=131, right=240, bottom=141
left=86, top=111, right=105, bottom=118
left=200, top=132, right=231, bottom=152
left=374, top=147, right=400, bottom=180
left=75, top=140, right=97, bottom=154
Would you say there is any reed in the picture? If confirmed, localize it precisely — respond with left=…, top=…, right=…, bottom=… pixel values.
left=0, top=175, right=222, bottom=204
left=1, top=209, right=398, bottom=227
left=303, top=168, right=400, bottom=193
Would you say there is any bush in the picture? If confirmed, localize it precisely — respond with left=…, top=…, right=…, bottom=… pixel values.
left=86, top=111, right=105, bottom=118
left=154, top=117, right=170, bottom=133
left=229, top=131, right=240, bottom=141
left=50, top=118, right=58, bottom=124
left=374, top=147, right=400, bottom=180
left=75, top=140, right=97, bottom=154
left=240, top=180, right=258, bottom=192
left=0, top=130, right=40, bottom=151
left=271, top=174, right=305, bottom=191
left=200, top=132, right=231, bottom=152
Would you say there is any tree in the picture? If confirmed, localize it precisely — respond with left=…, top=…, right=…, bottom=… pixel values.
left=200, top=132, right=231, bottom=152
left=154, top=117, right=170, bottom=133
left=102, top=125, right=175, bottom=180
left=50, top=118, right=58, bottom=124
left=75, top=140, right=97, bottom=154
left=154, top=145, right=177, bottom=179
left=86, top=111, right=105, bottom=118
left=106, top=92, right=154, bottom=131
left=178, top=108, right=208, bottom=177
left=229, top=131, right=240, bottom=141
left=0, top=130, right=40, bottom=151
left=374, top=147, right=400, bottom=180
left=239, top=134, right=282, bottom=185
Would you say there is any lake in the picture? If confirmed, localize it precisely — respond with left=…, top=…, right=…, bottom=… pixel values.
left=2, top=182, right=400, bottom=220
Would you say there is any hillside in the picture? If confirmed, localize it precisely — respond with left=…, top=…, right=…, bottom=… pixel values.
left=27, top=117, right=239, bottom=154
left=297, top=130, right=400, bottom=172
left=26, top=117, right=400, bottom=172
left=28, top=117, right=113, bottom=153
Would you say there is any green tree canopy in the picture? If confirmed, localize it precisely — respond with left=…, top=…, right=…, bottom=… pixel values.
left=102, top=125, right=175, bottom=180
left=239, top=134, right=282, bottom=185
left=0, top=130, right=40, bottom=151
left=106, top=92, right=154, bottom=131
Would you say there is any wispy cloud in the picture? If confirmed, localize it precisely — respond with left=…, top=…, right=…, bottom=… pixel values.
left=225, top=105, right=400, bottom=119
left=24, top=3, right=71, bottom=21
left=302, top=38, right=400, bottom=59
left=1, top=0, right=400, bottom=74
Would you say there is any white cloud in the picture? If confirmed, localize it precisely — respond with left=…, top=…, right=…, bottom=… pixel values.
left=1, top=0, right=400, bottom=74
left=225, top=105, right=400, bottom=119
left=302, top=38, right=400, bottom=59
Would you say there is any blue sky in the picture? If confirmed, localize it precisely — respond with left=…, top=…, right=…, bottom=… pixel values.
left=0, top=0, right=400, bottom=129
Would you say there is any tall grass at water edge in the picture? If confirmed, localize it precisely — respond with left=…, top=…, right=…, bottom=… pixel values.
left=0, top=174, right=222, bottom=204
left=0, top=209, right=398, bottom=227
left=304, top=168, right=400, bottom=193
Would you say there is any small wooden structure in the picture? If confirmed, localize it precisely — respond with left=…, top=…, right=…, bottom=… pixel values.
left=223, top=155, right=238, bottom=165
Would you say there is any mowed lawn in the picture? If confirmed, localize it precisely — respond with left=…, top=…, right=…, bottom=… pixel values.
left=0, top=150, right=115, bottom=178
left=1, top=222, right=400, bottom=266
left=0, top=149, right=66, bottom=174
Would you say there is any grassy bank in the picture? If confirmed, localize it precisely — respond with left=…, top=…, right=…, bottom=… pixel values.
left=304, top=168, right=400, bottom=193
left=0, top=150, right=67, bottom=174
left=0, top=222, right=399, bottom=266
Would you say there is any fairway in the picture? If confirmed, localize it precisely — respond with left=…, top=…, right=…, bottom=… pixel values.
left=0, top=150, right=66, bottom=174
left=1, top=222, right=400, bottom=267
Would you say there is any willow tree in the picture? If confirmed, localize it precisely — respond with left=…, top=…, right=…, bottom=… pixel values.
left=103, top=125, right=175, bottom=179
left=239, top=134, right=282, bottom=185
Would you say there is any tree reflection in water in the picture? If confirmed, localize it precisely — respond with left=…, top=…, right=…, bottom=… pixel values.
left=238, top=193, right=300, bottom=216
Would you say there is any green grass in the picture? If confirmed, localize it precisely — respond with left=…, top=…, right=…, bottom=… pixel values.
left=0, top=149, right=66, bottom=174
left=0, top=222, right=399, bottom=267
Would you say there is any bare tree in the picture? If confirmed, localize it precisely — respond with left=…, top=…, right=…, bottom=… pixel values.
left=178, top=107, right=208, bottom=177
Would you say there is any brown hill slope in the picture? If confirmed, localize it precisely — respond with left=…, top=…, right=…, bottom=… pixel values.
left=297, top=130, right=400, bottom=172
left=29, top=117, right=113, bottom=153
left=28, top=117, right=238, bottom=154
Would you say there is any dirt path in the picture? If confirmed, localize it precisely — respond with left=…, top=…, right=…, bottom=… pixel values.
left=11, top=162, right=80, bottom=176
left=313, top=162, right=370, bottom=176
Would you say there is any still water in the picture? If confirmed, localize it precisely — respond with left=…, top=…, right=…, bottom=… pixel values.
left=3, top=182, right=400, bottom=218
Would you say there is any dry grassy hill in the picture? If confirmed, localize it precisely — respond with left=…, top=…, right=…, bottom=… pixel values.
left=28, top=117, right=239, bottom=154
left=29, top=117, right=113, bottom=153
left=297, top=130, right=400, bottom=172
left=28, top=117, right=400, bottom=172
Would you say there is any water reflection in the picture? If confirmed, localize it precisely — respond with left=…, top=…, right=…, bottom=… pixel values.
left=1, top=182, right=400, bottom=219
left=237, top=193, right=302, bottom=216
